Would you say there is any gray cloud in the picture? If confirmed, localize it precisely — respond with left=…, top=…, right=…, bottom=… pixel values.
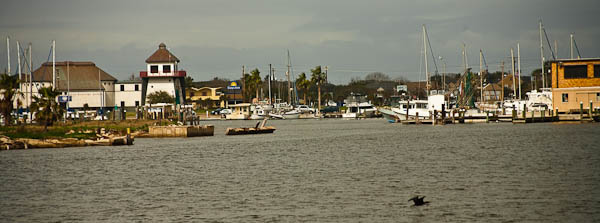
left=1, top=0, right=599, bottom=84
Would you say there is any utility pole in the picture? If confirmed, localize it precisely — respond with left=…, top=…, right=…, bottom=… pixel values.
left=241, top=65, right=245, bottom=102
left=511, top=48, right=516, bottom=99
left=480, top=49, right=483, bottom=107
left=554, top=40, right=558, bottom=60
left=52, top=40, right=56, bottom=90
left=517, top=42, right=522, bottom=100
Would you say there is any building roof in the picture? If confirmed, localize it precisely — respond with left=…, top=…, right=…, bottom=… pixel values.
left=116, top=80, right=142, bottom=84
left=549, top=58, right=600, bottom=63
left=30, top=61, right=117, bottom=91
left=145, top=43, right=180, bottom=63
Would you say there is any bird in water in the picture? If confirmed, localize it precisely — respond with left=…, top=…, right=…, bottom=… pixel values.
left=408, top=196, right=429, bottom=206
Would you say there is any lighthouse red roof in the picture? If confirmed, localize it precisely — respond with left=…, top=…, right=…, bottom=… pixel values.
left=145, top=43, right=180, bottom=63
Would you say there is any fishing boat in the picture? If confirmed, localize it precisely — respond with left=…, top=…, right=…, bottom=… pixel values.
left=342, top=93, right=377, bottom=118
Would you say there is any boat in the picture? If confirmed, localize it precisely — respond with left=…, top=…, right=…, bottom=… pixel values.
left=225, top=118, right=276, bottom=135
left=342, top=93, right=377, bottom=118
left=387, top=95, right=447, bottom=121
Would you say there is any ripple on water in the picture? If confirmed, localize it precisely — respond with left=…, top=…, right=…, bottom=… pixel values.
left=1, top=120, right=599, bottom=222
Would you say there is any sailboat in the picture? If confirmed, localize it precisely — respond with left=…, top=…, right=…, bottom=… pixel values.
left=380, top=25, right=447, bottom=122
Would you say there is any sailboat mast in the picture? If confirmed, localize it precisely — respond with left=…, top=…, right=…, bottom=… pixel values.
left=539, top=20, right=544, bottom=89
left=511, top=48, right=516, bottom=99
left=286, top=50, right=291, bottom=105
left=423, top=25, right=429, bottom=97
left=570, top=34, right=574, bottom=59
left=480, top=49, right=483, bottom=107
left=6, top=37, right=10, bottom=75
left=517, top=42, right=522, bottom=100
left=17, top=41, right=21, bottom=108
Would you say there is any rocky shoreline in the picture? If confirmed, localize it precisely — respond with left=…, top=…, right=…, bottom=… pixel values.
left=0, top=132, right=135, bottom=150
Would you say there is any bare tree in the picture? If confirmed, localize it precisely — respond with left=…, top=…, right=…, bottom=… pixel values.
left=365, top=72, right=390, bottom=82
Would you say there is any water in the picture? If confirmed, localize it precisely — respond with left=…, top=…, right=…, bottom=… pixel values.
left=1, top=119, right=599, bottom=222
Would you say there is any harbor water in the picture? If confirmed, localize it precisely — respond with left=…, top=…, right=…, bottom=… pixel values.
left=1, top=119, right=599, bottom=222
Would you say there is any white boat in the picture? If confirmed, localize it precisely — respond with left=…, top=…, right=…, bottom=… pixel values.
left=249, top=104, right=272, bottom=120
left=389, top=95, right=446, bottom=120
left=342, top=102, right=377, bottom=118
left=501, top=89, right=552, bottom=112
left=281, top=110, right=301, bottom=119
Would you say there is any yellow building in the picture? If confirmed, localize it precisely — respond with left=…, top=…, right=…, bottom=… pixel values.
left=550, top=58, right=600, bottom=113
left=186, top=87, right=224, bottom=109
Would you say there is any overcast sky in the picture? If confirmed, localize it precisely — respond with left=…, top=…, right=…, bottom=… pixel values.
left=1, top=0, right=599, bottom=84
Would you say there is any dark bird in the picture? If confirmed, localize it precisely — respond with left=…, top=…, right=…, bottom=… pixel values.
left=408, top=196, right=429, bottom=206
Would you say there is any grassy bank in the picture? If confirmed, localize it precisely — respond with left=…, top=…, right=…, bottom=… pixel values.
left=0, top=120, right=159, bottom=140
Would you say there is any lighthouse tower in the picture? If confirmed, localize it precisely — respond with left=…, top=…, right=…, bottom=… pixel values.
left=140, top=43, right=186, bottom=105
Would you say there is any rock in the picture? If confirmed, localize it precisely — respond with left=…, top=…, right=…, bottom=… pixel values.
left=66, top=130, right=75, bottom=135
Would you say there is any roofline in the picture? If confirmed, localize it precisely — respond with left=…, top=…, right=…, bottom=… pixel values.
left=549, top=58, right=600, bottom=63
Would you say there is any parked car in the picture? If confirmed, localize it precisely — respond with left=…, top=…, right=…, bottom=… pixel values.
left=211, top=108, right=224, bottom=115
left=296, top=105, right=316, bottom=113
left=94, top=115, right=108, bottom=120
left=219, top=108, right=232, bottom=115
left=320, top=106, right=339, bottom=113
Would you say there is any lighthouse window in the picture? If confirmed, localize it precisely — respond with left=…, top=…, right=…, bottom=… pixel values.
left=150, top=65, right=159, bottom=73
left=163, top=65, right=171, bottom=73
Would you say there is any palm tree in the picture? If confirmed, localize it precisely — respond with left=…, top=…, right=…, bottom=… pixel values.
left=310, top=66, right=327, bottom=111
left=30, top=87, right=63, bottom=131
left=296, top=72, right=311, bottom=104
left=0, top=73, right=22, bottom=125
left=249, top=68, right=262, bottom=100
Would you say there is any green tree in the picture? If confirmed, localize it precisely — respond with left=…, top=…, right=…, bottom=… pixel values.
left=249, top=69, right=262, bottom=100
left=184, top=76, right=194, bottom=89
left=147, top=91, right=175, bottom=105
left=310, top=66, right=327, bottom=111
left=296, top=72, right=311, bottom=104
left=0, top=73, right=22, bottom=125
left=30, top=87, right=63, bottom=130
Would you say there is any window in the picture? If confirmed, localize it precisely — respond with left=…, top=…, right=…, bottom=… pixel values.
left=135, top=101, right=139, bottom=107
left=190, top=92, right=194, bottom=97
left=120, top=85, right=124, bottom=91
left=594, top=65, right=600, bottom=78
left=564, top=65, right=587, bottom=79
left=121, top=101, right=125, bottom=108
left=202, top=92, right=207, bottom=96
left=150, top=65, right=159, bottom=73
left=597, top=93, right=600, bottom=101
left=163, top=65, right=171, bottom=73
left=134, top=85, right=139, bottom=91
left=562, top=93, right=568, bottom=102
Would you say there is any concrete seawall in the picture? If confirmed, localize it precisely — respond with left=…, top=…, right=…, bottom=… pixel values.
left=148, top=125, right=214, bottom=137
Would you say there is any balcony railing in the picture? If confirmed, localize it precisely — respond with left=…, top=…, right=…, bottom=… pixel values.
left=140, top=70, right=186, bottom=78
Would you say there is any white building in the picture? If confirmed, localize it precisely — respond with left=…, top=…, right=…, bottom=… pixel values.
left=16, top=61, right=117, bottom=111
left=140, top=43, right=187, bottom=105
left=115, top=80, right=142, bottom=111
